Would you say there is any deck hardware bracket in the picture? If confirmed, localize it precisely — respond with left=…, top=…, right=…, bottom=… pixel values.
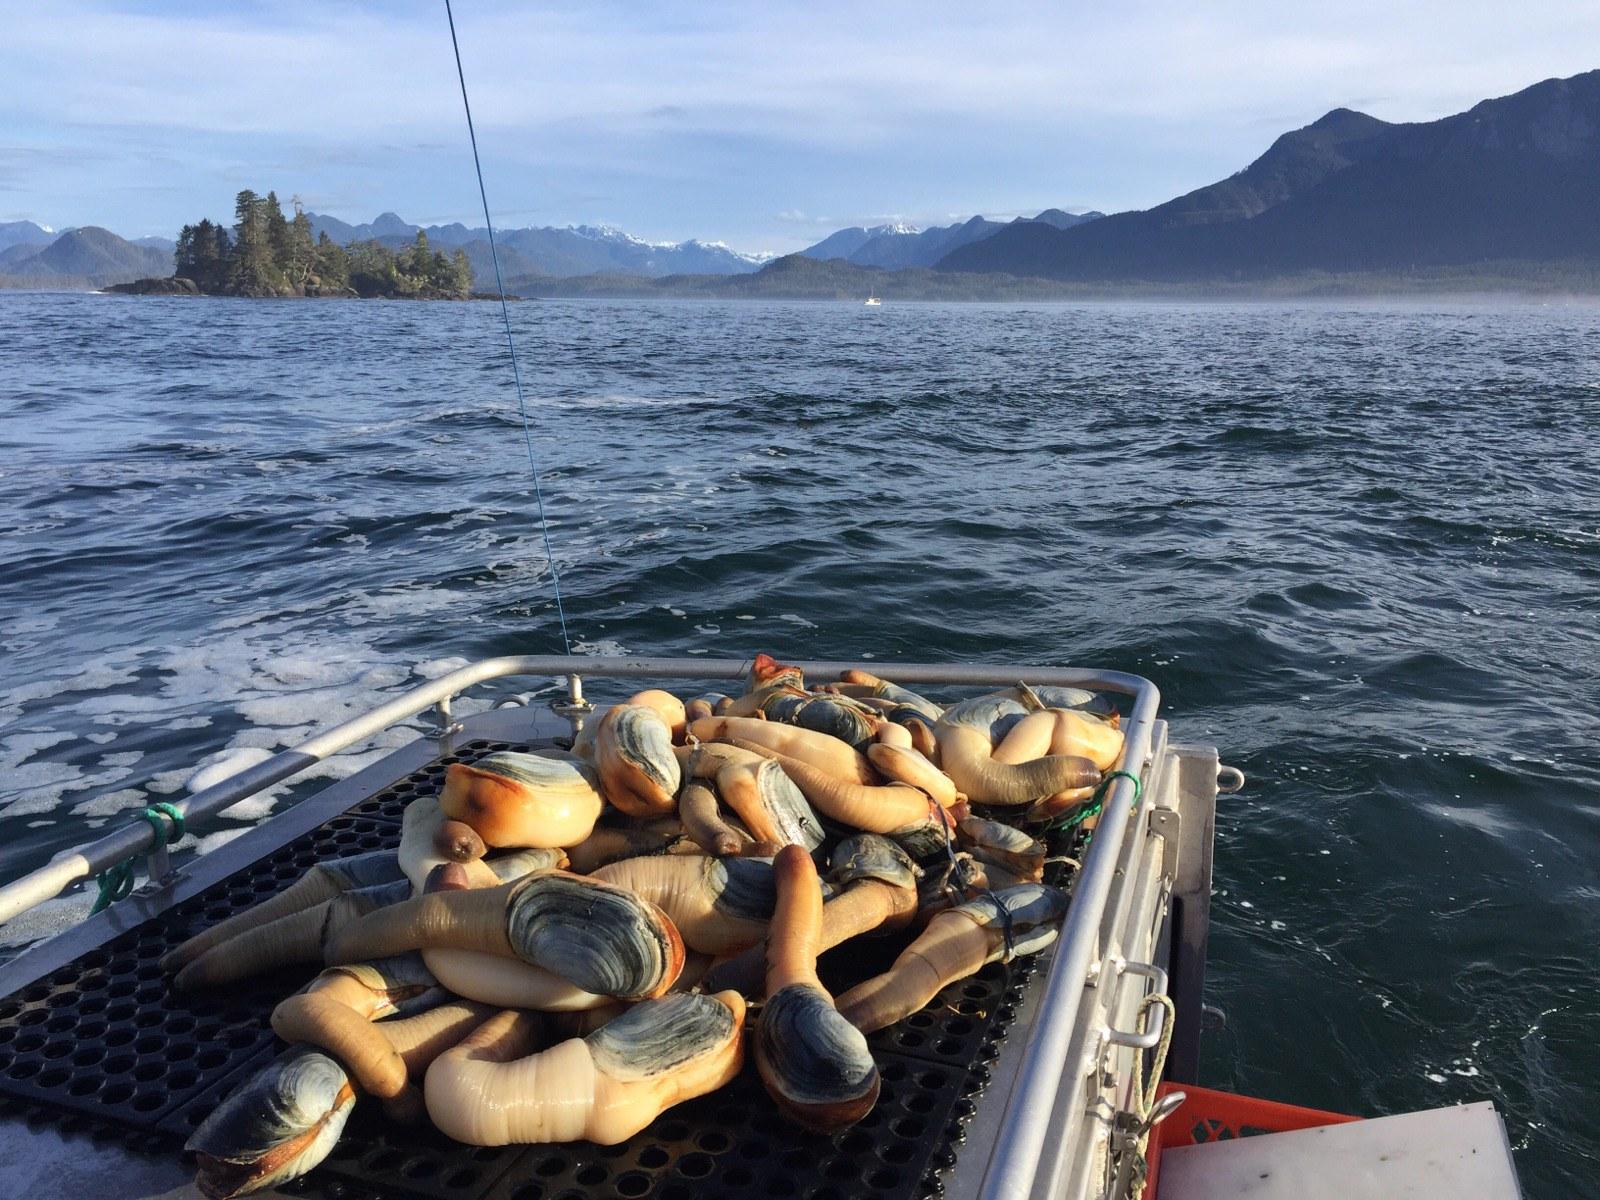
left=1148, top=808, right=1181, bottom=878
left=1105, top=959, right=1170, bottom=1050
left=1087, top=952, right=1120, bottom=988
left=1217, top=763, right=1246, bottom=794
left=430, top=696, right=465, bottom=740
left=144, top=843, right=171, bottom=888
left=551, top=672, right=595, bottom=739
left=1201, top=1003, right=1228, bottom=1032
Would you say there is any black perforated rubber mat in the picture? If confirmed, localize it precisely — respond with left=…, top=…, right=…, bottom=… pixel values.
left=0, top=739, right=1060, bottom=1200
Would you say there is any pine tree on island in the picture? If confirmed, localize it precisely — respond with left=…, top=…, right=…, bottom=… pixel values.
left=166, top=189, right=474, bottom=299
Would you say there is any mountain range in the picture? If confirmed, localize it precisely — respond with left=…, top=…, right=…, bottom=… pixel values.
left=5, top=69, right=1599, bottom=295
left=941, top=70, right=1600, bottom=280
left=799, top=209, right=1102, bottom=269
left=302, top=213, right=771, bottom=279
left=0, top=227, right=172, bottom=286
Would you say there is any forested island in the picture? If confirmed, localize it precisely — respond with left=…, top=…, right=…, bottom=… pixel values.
left=110, top=190, right=473, bottom=299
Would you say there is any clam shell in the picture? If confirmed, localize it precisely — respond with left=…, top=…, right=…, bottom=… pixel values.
left=958, top=817, right=1045, bottom=879
left=332, top=952, right=438, bottom=1000
left=587, top=992, right=738, bottom=1082
left=751, top=759, right=825, bottom=852
left=189, top=1047, right=354, bottom=1199
left=1021, top=684, right=1116, bottom=717
left=485, top=847, right=567, bottom=881
left=441, top=752, right=604, bottom=848
left=506, top=873, right=681, bottom=1001
left=955, top=882, right=1068, bottom=927
left=599, top=704, right=682, bottom=808
left=764, top=693, right=879, bottom=751
left=756, top=984, right=879, bottom=1131
left=873, top=683, right=943, bottom=723
left=937, top=695, right=1029, bottom=741
left=883, top=811, right=961, bottom=863
left=828, top=835, right=919, bottom=891
left=709, top=856, right=779, bottom=923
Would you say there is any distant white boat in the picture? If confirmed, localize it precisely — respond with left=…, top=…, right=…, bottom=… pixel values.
left=864, top=290, right=882, bottom=306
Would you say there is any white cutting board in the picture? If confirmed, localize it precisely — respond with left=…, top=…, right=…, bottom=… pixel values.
left=1157, top=1102, right=1521, bottom=1199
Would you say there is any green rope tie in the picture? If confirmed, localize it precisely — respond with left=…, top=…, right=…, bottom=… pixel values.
left=90, top=802, right=186, bottom=914
left=1046, top=769, right=1143, bottom=834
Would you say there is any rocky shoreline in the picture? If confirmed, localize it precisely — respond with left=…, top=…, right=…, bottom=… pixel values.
left=105, top=276, right=515, bottom=300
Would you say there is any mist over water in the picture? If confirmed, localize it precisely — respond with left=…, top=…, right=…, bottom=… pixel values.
left=2, top=292, right=1598, bottom=1192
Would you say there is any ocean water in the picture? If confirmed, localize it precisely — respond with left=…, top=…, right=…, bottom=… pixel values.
left=2, top=292, right=1598, bottom=1192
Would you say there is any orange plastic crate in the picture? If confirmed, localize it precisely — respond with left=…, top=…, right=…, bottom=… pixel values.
left=1146, top=1082, right=1361, bottom=1198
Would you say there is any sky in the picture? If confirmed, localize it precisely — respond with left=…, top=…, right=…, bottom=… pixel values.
left=4, top=1, right=1599, bottom=254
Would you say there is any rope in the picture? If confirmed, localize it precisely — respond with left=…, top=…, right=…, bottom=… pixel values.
left=1045, top=768, right=1143, bottom=834
left=1128, top=992, right=1177, bottom=1200
left=443, top=0, right=573, bottom=656
left=90, top=802, right=186, bottom=914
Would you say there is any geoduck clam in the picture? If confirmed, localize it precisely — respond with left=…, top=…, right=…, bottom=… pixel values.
left=708, top=736, right=940, bottom=837
left=595, top=702, right=682, bottom=817
left=838, top=883, right=1069, bottom=1033
left=689, top=715, right=878, bottom=785
left=173, top=877, right=412, bottom=991
left=322, top=871, right=685, bottom=1003
left=956, top=815, right=1046, bottom=884
left=424, top=991, right=746, bottom=1145
left=563, top=817, right=695, bottom=874
left=161, top=848, right=404, bottom=974
left=866, top=741, right=961, bottom=808
left=678, top=741, right=825, bottom=853
left=992, top=707, right=1124, bottom=772
left=754, top=844, right=880, bottom=1133
left=267, top=953, right=443, bottom=1123
left=677, top=779, right=760, bottom=857
left=934, top=693, right=1101, bottom=806
left=192, top=998, right=493, bottom=1198
left=717, top=652, right=807, bottom=718
left=439, top=750, right=605, bottom=849
left=826, top=668, right=945, bottom=725
left=758, top=688, right=885, bottom=753
left=401, top=794, right=571, bottom=893
left=592, top=853, right=781, bottom=955
left=189, top=1046, right=356, bottom=1199
left=703, top=834, right=920, bottom=997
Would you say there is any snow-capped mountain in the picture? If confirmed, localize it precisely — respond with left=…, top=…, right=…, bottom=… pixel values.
left=304, top=212, right=771, bottom=278
left=800, top=210, right=1102, bottom=269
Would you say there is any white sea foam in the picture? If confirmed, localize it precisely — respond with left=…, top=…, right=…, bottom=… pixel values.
left=69, top=787, right=147, bottom=818
left=572, top=639, right=629, bottom=656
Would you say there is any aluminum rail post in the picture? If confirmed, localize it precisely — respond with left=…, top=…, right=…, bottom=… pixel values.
left=975, top=676, right=1161, bottom=1200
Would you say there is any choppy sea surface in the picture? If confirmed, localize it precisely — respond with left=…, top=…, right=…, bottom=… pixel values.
left=2, top=292, right=1597, bottom=1191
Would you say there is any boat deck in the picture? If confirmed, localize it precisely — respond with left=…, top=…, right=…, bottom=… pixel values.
left=0, top=681, right=1217, bottom=1200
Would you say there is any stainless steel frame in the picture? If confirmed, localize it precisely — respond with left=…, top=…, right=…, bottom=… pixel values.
left=0, top=654, right=1171, bottom=1200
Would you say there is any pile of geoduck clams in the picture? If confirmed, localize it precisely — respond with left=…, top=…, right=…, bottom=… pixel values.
left=169, top=656, right=1125, bottom=1198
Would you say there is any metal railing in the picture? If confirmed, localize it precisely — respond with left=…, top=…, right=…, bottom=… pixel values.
left=0, top=653, right=1160, bottom=1200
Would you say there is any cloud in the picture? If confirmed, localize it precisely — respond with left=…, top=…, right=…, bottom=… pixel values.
left=4, top=1, right=1598, bottom=250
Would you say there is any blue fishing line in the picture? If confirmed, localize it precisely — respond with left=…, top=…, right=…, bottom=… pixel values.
left=444, top=0, right=573, bottom=655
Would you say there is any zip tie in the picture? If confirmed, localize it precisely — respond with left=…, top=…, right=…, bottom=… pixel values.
left=90, top=803, right=186, bottom=914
